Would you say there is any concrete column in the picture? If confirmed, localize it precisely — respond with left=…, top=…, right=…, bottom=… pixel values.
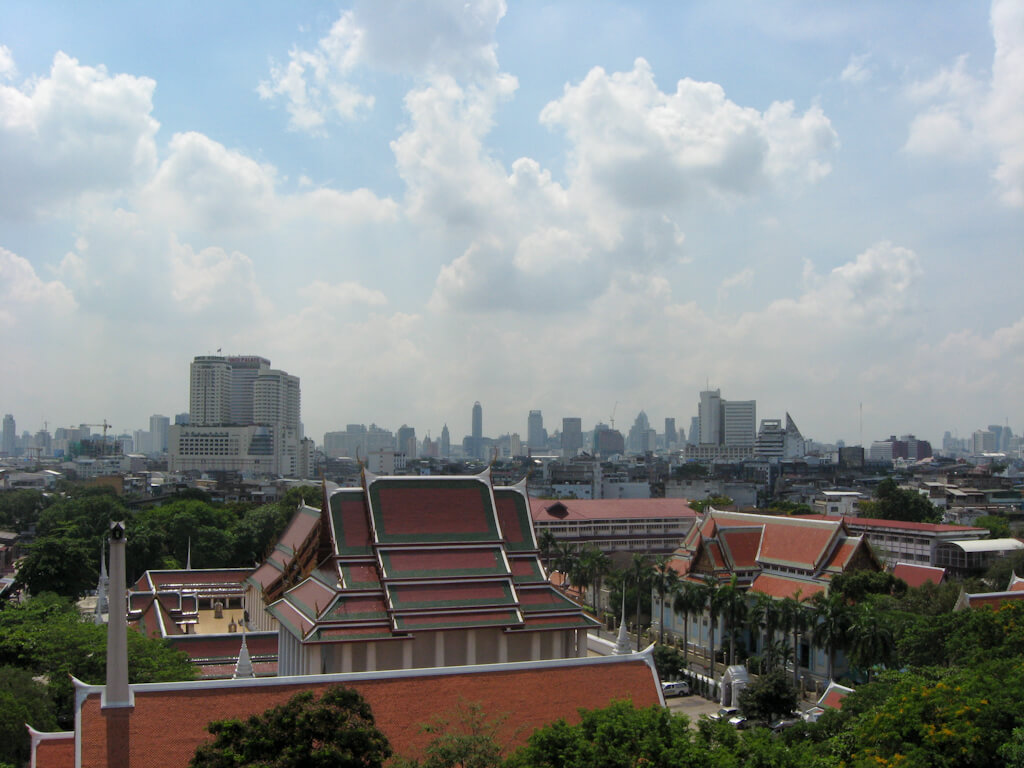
left=531, top=633, right=541, bottom=661
left=104, top=521, right=130, bottom=708
left=435, top=632, right=445, bottom=667
left=367, top=642, right=377, bottom=671
left=467, top=630, right=477, bottom=665
left=498, top=633, right=508, bottom=663
left=342, top=643, right=353, bottom=673
left=403, top=640, right=413, bottom=669
left=577, top=629, right=588, bottom=657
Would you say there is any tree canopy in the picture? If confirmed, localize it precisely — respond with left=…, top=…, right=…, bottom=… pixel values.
left=190, top=686, right=391, bottom=768
left=857, top=478, right=940, bottom=524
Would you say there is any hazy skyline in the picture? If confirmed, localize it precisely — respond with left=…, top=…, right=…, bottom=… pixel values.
left=1, top=1, right=1022, bottom=447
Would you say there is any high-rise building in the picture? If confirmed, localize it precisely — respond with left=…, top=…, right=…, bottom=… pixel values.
left=698, top=390, right=722, bottom=445
left=173, top=354, right=304, bottom=476
left=664, top=418, right=677, bottom=449
left=527, top=410, right=545, bottom=450
left=228, top=356, right=271, bottom=425
left=1, top=414, right=15, bottom=456
left=471, top=402, right=483, bottom=458
left=396, top=425, right=416, bottom=457
left=174, top=413, right=190, bottom=426
left=722, top=400, right=756, bottom=446
left=561, top=417, right=583, bottom=458
left=440, top=424, right=451, bottom=458
left=149, top=415, right=170, bottom=454
left=627, top=411, right=651, bottom=454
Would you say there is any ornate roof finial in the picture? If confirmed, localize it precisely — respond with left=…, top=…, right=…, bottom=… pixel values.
left=185, top=536, right=192, bottom=570
left=614, top=588, right=632, bottom=655
left=233, top=630, right=254, bottom=679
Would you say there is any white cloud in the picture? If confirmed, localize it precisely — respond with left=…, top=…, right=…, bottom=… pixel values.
left=539, top=58, right=837, bottom=209
left=905, top=0, right=1024, bottom=206
left=0, top=45, right=16, bottom=80
left=259, top=0, right=506, bottom=134
left=299, top=279, right=388, bottom=308
left=0, top=52, right=159, bottom=218
left=0, top=246, right=76, bottom=327
left=718, top=267, right=754, bottom=300
left=169, top=239, right=267, bottom=314
left=840, top=53, right=872, bottom=85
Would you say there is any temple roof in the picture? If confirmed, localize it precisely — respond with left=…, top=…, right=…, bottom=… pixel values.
left=267, top=471, right=598, bottom=644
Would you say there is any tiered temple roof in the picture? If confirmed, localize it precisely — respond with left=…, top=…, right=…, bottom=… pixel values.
left=261, top=471, right=598, bottom=646
left=669, top=509, right=878, bottom=598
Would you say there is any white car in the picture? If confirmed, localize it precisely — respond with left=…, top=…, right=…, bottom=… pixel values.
left=661, top=681, right=690, bottom=698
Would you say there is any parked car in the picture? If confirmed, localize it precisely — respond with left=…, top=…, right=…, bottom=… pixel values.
left=661, top=681, right=690, bottom=698
left=728, top=714, right=750, bottom=729
left=708, top=706, right=739, bottom=722
left=769, top=717, right=800, bottom=734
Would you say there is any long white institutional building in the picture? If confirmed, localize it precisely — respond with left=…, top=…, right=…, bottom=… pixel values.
left=170, top=354, right=312, bottom=477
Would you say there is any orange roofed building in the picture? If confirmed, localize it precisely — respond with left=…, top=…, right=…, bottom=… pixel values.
left=32, top=650, right=663, bottom=768
left=245, top=470, right=599, bottom=675
left=656, top=509, right=880, bottom=685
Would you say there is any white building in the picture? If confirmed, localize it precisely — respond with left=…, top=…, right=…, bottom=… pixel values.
left=722, top=400, right=756, bottom=447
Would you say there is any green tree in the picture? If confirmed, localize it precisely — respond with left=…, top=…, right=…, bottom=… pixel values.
left=0, top=488, right=51, bottom=530
left=508, top=700, right=704, bottom=768
left=858, top=478, right=940, bottom=524
left=702, top=576, right=723, bottom=677
left=748, top=592, right=780, bottom=673
left=190, top=686, right=391, bottom=768
left=778, top=594, right=810, bottom=689
left=691, top=496, right=734, bottom=514
left=0, top=594, right=194, bottom=727
left=672, top=580, right=706, bottom=667
left=630, top=554, right=653, bottom=651
left=828, top=571, right=906, bottom=603
left=653, top=555, right=679, bottom=644
left=810, top=592, right=853, bottom=682
left=14, top=527, right=97, bottom=598
left=393, top=700, right=505, bottom=768
left=975, top=514, right=1012, bottom=539
left=0, top=666, right=57, bottom=767
left=737, top=669, right=799, bottom=723
left=846, top=602, right=894, bottom=682
left=717, top=575, right=747, bottom=667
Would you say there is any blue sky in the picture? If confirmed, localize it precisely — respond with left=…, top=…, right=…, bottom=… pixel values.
left=1, top=1, right=1021, bottom=448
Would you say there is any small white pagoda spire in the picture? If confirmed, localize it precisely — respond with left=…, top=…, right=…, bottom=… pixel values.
left=233, top=630, right=255, bottom=679
left=185, top=537, right=192, bottom=570
left=93, top=541, right=109, bottom=624
left=613, top=589, right=632, bottom=655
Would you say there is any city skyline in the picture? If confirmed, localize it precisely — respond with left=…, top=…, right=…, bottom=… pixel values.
left=2, top=2, right=1022, bottom=448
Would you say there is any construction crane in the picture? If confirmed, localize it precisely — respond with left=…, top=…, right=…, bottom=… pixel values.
left=82, top=421, right=114, bottom=455
left=610, top=402, right=617, bottom=430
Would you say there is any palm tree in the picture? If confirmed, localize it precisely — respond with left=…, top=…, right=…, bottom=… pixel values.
left=748, top=592, right=780, bottom=673
left=588, top=548, right=612, bottom=614
left=537, top=529, right=557, bottom=575
left=717, top=575, right=747, bottom=666
left=672, top=580, right=706, bottom=667
left=779, top=592, right=810, bottom=689
left=652, top=555, right=679, bottom=644
left=810, top=592, right=854, bottom=681
left=630, top=553, right=652, bottom=651
left=703, top=575, right=723, bottom=677
left=848, top=602, right=894, bottom=682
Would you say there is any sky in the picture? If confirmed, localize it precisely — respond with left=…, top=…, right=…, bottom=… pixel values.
left=1, top=1, right=1022, bottom=448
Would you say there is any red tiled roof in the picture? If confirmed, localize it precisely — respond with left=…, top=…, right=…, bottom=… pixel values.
left=1008, top=574, right=1024, bottom=592
left=748, top=573, right=825, bottom=600
left=796, top=514, right=987, bottom=535
left=394, top=609, right=522, bottom=630
left=341, top=563, right=380, bottom=589
left=758, top=519, right=837, bottom=569
left=372, top=483, right=496, bottom=539
left=381, top=548, right=508, bottom=579
left=529, top=498, right=696, bottom=522
left=323, top=595, right=389, bottom=622
left=389, top=581, right=516, bottom=610
left=820, top=684, right=853, bottom=710
left=823, top=540, right=859, bottom=572
left=964, top=592, right=1024, bottom=609
left=892, top=562, right=946, bottom=588
left=330, top=491, right=373, bottom=554
left=493, top=488, right=535, bottom=550
left=277, top=505, right=321, bottom=552
left=718, top=529, right=761, bottom=569
left=73, top=656, right=661, bottom=767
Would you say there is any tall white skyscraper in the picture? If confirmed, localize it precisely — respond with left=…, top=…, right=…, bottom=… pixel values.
left=254, top=368, right=301, bottom=432
left=722, top=400, right=756, bottom=446
left=698, top=390, right=722, bottom=445
left=228, top=356, right=271, bottom=425
left=1, top=414, right=15, bottom=456
left=190, top=356, right=232, bottom=426
left=149, top=414, right=170, bottom=454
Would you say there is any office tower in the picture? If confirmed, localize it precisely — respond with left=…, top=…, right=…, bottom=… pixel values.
left=783, top=413, right=805, bottom=458
left=755, top=419, right=784, bottom=459
left=688, top=417, right=699, bottom=445
left=174, top=413, right=190, bottom=426
left=254, top=368, right=301, bottom=431
left=471, top=402, right=483, bottom=458
left=396, top=425, right=416, bottom=456
left=664, top=418, right=677, bottom=449
left=441, top=424, right=451, bottom=458
left=972, top=430, right=996, bottom=453
left=190, top=356, right=233, bottom=426
left=627, top=411, right=651, bottom=453
left=1, top=414, right=15, bottom=456
left=149, top=414, right=170, bottom=454
left=527, top=410, right=544, bottom=450
left=562, top=417, right=583, bottom=458
left=228, top=356, right=271, bottom=424
left=510, top=432, right=522, bottom=456
left=722, top=400, right=756, bottom=446
left=698, top=390, right=722, bottom=445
